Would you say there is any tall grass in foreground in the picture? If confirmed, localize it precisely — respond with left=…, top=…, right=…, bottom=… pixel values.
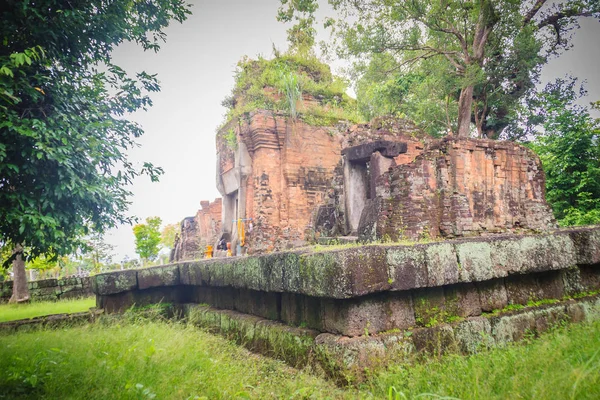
left=0, top=317, right=350, bottom=399
left=364, top=319, right=600, bottom=400
left=0, top=297, right=96, bottom=322
left=1, top=314, right=600, bottom=399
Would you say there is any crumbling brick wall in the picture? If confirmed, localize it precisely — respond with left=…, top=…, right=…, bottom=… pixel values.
left=365, top=136, right=556, bottom=241
left=171, top=198, right=222, bottom=261
left=239, top=112, right=343, bottom=252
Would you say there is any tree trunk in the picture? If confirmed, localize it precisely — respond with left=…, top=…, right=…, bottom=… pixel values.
left=457, top=86, right=474, bottom=138
left=9, top=244, right=30, bottom=303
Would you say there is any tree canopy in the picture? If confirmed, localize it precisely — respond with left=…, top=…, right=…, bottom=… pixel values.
left=133, top=217, right=162, bottom=263
left=0, top=0, right=191, bottom=265
left=283, top=0, right=599, bottom=138
left=526, top=80, right=600, bottom=226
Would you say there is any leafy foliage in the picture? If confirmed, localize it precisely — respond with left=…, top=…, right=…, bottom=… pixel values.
left=133, top=217, right=163, bottom=263
left=526, top=81, right=600, bottom=226
left=0, top=0, right=191, bottom=265
left=160, top=223, right=179, bottom=250
left=306, top=0, right=600, bottom=138
left=220, top=53, right=363, bottom=130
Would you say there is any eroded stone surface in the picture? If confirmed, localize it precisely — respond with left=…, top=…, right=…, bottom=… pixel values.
left=137, top=265, right=180, bottom=290
left=94, top=270, right=137, bottom=296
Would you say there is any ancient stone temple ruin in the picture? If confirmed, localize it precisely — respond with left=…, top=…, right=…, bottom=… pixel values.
left=96, top=55, right=600, bottom=381
left=172, top=112, right=556, bottom=260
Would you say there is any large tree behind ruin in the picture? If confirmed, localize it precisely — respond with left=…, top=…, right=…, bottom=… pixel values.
left=281, top=0, right=600, bottom=138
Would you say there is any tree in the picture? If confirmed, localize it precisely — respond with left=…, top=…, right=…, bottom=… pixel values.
left=160, top=223, right=179, bottom=251
left=526, top=80, right=600, bottom=226
left=81, top=234, right=115, bottom=274
left=133, top=217, right=162, bottom=265
left=291, top=0, right=599, bottom=138
left=0, top=1, right=190, bottom=301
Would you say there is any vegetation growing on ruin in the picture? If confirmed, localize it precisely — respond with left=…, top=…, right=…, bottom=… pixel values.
left=1, top=315, right=600, bottom=398
left=219, top=53, right=364, bottom=131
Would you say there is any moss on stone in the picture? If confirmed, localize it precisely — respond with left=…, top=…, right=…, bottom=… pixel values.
left=455, top=241, right=493, bottom=282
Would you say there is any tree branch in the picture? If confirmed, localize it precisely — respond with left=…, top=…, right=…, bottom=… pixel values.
left=523, top=0, right=549, bottom=25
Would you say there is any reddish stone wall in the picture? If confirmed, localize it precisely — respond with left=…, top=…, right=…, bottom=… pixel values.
left=371, top=137, right=556, bottom=241
left=239, top=112, right=342, bottom=252
left=171, top=198, right=222, bottom=261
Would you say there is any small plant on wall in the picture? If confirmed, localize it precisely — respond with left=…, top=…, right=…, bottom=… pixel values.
left=224, top=128, right=238, bottom=150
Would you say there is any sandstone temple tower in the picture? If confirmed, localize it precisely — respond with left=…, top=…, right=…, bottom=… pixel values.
left=171, top=56, right=555, bottom=261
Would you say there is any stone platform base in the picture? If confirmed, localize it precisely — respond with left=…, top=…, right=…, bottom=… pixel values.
left=179, top=294, right=600, bottom=384
left=0, top=308, right=103, bottom=334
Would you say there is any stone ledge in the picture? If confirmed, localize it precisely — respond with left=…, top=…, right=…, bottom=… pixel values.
left=0, top=309, right=103, bottom=334
left=179, top=295, right=600, bottom=384
left=93, top=227, right=600, bottom=298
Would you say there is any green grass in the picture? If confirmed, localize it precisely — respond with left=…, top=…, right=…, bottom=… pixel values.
left=0, top=318, right=351, bottom=399
left=0, top=297, right=95, bottom=323
left=363, top=319, right=600, bottom=400
left=1, top=314, right=600, bottom=399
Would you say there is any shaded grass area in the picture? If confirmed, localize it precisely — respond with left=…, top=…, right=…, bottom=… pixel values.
left=0, top=297, right=95, bottom=323
left=1, top=314, right=600, bottom=399
left=364, top=319, right=600, bottom=400
left=0, top=317, right=351, bottom=399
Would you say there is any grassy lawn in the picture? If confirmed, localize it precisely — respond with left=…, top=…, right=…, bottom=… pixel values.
left=0, top=318, right=351, bottom=399
left=0, top=316, right=599, bottom=399
left=0, top=297, right=95, bottom=323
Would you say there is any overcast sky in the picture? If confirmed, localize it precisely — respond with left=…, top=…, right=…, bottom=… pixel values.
left=105, top=0, right=600, bottom=262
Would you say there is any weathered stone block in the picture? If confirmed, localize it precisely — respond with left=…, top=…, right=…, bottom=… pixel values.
left=281, top=293, right=324, bottom=330
left=491, top=312, right=536, bottom=344
left=182, top=303, right=211, bottom=325
left=425, top=243, right=459, bottom=286
left=241, top=256, right=266, bottom=292
left=456, top=241, right=494, bottom=282
left=411, top=325, right=456, bottom=355
left=137, top=265, right=180, bottom=290
left=384, top=292, right=415, bottom=330
left=298, top=252, right=351, bottom=298
left=36, top=279, right=58, bottom=288
left=251, top=291, right=280, bottom=321
left=179, top=262, right=203, bottom=286
left=342, top=246, right=390, bottom=296
left=322, top=295, right=388, bottom=337
left=569, top=228, right=600, bottom=265
left=99, top=291, right=135, bottom=313
left=260, top=252, right=286, bottom=292
left=518, top=234, right=577, bottom=273
left=133, top=286, right=188, bottom=307
left=476, top=279, right=508, bottom=312
left=505, top=274, right=540, bottom=305
left=489, top=238, right=524, bottom=277
left=536, top=271, right=565, bottom=300
left=386, top=246, right=428, bottom=291
left=93, top=270, right=137, bottom=295
left=280, top=252, right=303, bottom=293
left=579, top=265, right=600, bottom=291
left=453, top=317, right=493, bottom=354
left=444, top=283, right=482, bottom=318
left=565, top=301, right=587, bottom=323
left=562, top=267, right=585, bottom=296
left=281, top=292, right=303, bottom=326
left=532, top=305, right=568, bottom=333
left=213, top=286, right=236, bottom=310
left=413, top=287, right=446, bottom=327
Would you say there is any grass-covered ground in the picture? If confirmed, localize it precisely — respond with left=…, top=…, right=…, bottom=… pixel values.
left=0, top=297, right=95, bottom=323
left=1, top=312, right=599, bottom=399
left=0, top=316, right=351, bottom=399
